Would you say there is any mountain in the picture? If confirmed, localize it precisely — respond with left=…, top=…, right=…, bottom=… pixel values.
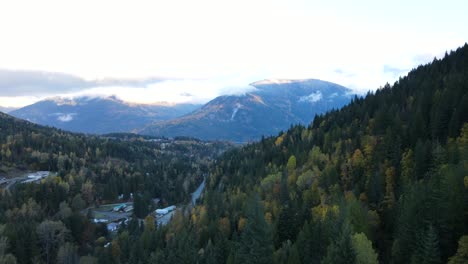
left=9, top=96, right=201, bottom=134
left=140, top=79, right=353, bottom=142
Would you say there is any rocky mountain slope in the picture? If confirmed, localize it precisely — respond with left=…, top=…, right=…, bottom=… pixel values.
left=140, top=79, right=353, bottom=142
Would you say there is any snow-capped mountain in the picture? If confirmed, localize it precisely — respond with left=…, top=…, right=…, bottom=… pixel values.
left=10, top=96, right=201, bottom=134
left=139, top=79, right=354, bottom=142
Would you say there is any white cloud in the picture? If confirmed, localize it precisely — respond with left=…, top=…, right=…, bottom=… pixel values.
left=0, top=72, right=259, bottom=107
left=0, top=69, right=168, bottom=97
left=0, top=96, right=42, bottom=108
left=0, top=0, right=467, bottom=106
left=57, top=77, right=258, bottom=105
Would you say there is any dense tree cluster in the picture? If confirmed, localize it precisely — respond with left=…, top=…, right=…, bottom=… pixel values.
left=166, top=44, right=467, bottom=263
left=0, top=114, right=231, bottom=263
left=0, top=43, right=467, bottom=263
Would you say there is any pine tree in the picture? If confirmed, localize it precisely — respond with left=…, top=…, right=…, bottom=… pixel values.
left=322, top=223, right=356, bottom=264
left=412, top=225, right=441, bottom=264
left=236, top=195, right=274, bottom=264
left=276, top=205, right=297, bottom=245
left=287, top=244, right=301, bottom=264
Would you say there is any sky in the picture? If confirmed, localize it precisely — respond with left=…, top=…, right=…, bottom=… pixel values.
left=0, top=0, right=467, bottom=107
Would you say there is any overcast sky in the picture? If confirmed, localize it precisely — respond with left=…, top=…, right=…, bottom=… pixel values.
left=0, top=0, right=467, bottom=107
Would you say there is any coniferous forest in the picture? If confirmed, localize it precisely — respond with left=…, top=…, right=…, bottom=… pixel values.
left=0, top=44, right=468, bottom=263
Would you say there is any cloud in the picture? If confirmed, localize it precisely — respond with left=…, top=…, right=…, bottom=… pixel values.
left=0, top=68, right=261, bottom=107
left=383, top=65, right=408, bottom=77
left=0, top=69, right=89, bottom=96
left=0, top=69, right=167, bottom=97
left=218, top=84, right=257, bottom=96
left=0, top=74, right=262, bottom=107
left=412, top=53, right=435, bottom=65
left=333, top=68, right=356, bottom=78
left=93, top=77, right=169, bottom=87
left=334, top=69, right=344, bottom=74
left=54, top=76, right=259, bottom=105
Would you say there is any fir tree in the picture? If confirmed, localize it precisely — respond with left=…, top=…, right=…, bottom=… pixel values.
left=322, top=223, right=356, bottom=264
left=236, top=195, right=274, bottom=264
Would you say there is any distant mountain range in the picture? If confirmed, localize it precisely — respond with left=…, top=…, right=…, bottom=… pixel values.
left=9, top=79, right=354, bottom=140
left=10, top=96, right=200, bottom=134
left=139, top=79, right=354, bottom=142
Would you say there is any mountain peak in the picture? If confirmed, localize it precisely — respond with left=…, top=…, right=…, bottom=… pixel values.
left=141, top=79, right=353, bottom=142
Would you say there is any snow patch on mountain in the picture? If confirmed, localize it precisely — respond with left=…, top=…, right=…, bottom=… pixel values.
left=51, top=113, right=77, bottom=122
left=230, top=103, right=242, bottom=121
left=299, top=91, right=322, bottom=103
left=49, top=97, right=78, bottom=106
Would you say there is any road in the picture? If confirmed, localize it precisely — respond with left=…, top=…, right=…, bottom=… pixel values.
left=157, top=177, right=206, bottom=226
left=0, top=171, right=51, bottom=192
left=191, top=178, right=206, bottom=205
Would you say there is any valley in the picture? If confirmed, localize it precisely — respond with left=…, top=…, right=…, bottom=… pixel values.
left=1, top=1, right=467, bottom=263
left=0, top=43, right=467, bottom=264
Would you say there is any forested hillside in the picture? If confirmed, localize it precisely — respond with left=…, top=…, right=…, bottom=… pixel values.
left=0, top=43, right=467, bottom=264
left=142, top=45, right=468, bottom=263
left=0, top=113, right=231, bottom=263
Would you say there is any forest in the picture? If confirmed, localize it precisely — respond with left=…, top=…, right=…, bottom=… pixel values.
left=0, top=114, right=231, bottom=263
left=0, top=44, right=467, bottom=264
left=174, top=44, right=468, bottom=264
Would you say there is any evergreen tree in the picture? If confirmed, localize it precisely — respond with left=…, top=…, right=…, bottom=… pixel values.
left=411, top=225, right=441, bottom=264
left=322, top=223, right=356, bottom=264
left=236, top=195, right=274, bottom=264
left=287, top=244, right=301, bottom=264
left=276, top=205, right=298, bottom=245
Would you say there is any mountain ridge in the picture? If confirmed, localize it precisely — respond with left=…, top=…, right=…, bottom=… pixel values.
left=10, top=95, right=201, bottom=134
left=139, top=79, right=354, bottom=142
